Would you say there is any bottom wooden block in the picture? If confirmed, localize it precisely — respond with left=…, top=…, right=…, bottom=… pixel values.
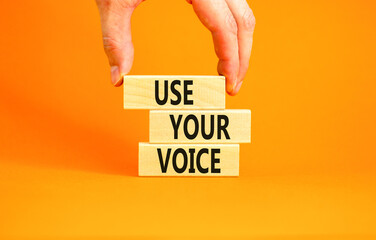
left=139, top=143, right=239, bottom=176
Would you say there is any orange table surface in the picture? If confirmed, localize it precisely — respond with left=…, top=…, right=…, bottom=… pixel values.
left=1, top=0, right=375, bottom=238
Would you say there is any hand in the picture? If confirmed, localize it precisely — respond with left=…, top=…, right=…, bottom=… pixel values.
left=96, top=0, right=255, bottom=95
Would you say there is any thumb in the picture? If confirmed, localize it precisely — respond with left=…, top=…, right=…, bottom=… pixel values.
left=96, top=0, right=140, bottom=86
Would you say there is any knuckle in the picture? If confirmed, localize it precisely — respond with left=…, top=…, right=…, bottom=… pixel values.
left=96, top=0, right=111, bottom=8
left=96, top=0, right=143, bottom=9
left=225, top=12, right=238, bottom=35
left=118, top=0, right=142, bottom=8
left=102, top=36, right=121, bottom=53
left=241, top=8, right=256, bottom=31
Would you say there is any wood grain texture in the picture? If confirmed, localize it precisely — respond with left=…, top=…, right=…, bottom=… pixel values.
left=149, top=110, right=251, bottom=143
left=139, top=143, right=239, bottom=176
left=123, top=75, right=225, bottom=109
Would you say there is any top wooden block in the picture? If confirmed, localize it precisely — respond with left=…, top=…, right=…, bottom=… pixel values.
left=123, top=75, right=225, bottom=109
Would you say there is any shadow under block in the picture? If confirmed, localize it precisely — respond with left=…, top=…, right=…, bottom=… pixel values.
left=139, top=143, right=239, bottom=176
left=149, top=110, right=251, bottom=143
left=123, top=75, right=225, bottom=109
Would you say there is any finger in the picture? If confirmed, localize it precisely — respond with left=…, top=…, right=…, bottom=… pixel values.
left=96, top=0, right=141, bottom=86
left=225, top=0, right=256, bottom=94
left=189, top=0, right=239, bottom=94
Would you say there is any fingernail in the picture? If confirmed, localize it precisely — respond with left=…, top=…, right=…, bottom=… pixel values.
left=226, top=83, right=233, bottom=93
left=226, top=81, right=237, bottom=94
left=111, top=66, right=122, bottom=86
left=234, top=81, right=243, bottom=94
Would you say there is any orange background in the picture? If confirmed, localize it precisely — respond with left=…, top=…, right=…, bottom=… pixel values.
left=0, top=0, right=375, bottom=239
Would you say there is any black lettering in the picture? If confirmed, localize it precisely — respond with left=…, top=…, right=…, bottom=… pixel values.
left=172, top=148, right=188, bottom=173
left=217, top=115, right=230, bottom=139
left=170, top=80, right=181, bottom=105
left=201, top=115, right=215, bottom=139
left=189, top=148, right=195, bottom=173
left=197, top=148, right=209, bottom=173
left=155, top=80, right=168, bottom=105
left=170, top=115, right=182, bottom=139
left=183, top=114, right=199, bottom=140
left=157, top=148, right=171, bottom=173
left=211, top=148, right=221, bottom=173
left=184, top=80, right=193, bottom=105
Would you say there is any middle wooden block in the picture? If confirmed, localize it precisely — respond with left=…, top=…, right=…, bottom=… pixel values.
left=150, top=110, right=251, bottom=143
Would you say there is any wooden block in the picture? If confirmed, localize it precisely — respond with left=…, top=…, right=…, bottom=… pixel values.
left=139, top=143, right=239, bottom=176
left=123, top=75, right=225, bottom=109
left=149, top=110, right=251, bottom=143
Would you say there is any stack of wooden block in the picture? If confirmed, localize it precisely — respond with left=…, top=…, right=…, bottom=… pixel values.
left=123, top=76, right=251, bottom=176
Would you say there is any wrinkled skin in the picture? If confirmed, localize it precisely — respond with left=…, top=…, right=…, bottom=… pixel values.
left=96, top=0, right=255, bottom=95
